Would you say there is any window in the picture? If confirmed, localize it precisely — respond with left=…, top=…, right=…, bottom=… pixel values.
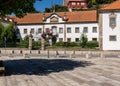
left=75, top=27, right=79, bottom=33
left=31, top=28, right=34, bottom=34
left=67, top=38, right=71, bottom=42
left=109, top=13, right=116, bottom=29
left=109, top=35, right=117, bottom=41
left=72, top=2, right=76, bottom=5
left=75, top=38, right=79, bottom=42
left=92, top=38, right=97, bottom=41
left=92, top=27, right=97, bottom=33
left=67, top=27, right=71, bottom=33
left=81, top=2, right=85, bottom=6
left=59, top=38, right=63, bottom=42
left=110, top=17, right=116, bottom=27
left=59, top=28, right=63, bottom=33
left=83, top=27, right=88, bottom=33
left=38, top=28, right=42, bottom=33
left=24, top=29, right=27, bottom=34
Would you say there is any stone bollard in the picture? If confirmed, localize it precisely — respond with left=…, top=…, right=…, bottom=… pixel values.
left=38, top=50, right=40, bottom=54
left=56, top=50, right=59, bottom=58
left=70, top=51, right=75, bottom=58
left=100, top=53, right=105, bottom=58
left=86, top=53, right=89, bottom=58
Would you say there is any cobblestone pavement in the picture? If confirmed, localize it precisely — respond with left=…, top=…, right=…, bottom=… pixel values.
left=0, top=57, right=120, bottom=86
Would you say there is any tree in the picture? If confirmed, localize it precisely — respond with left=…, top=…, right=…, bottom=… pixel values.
left=45, top=4, right=69, bottom=13
left=0, top=22, right=16, bottom=43
left=80, top=34, right=88, bottom=48
left=0, top=0, right=38, bottom=18
left=87, top=0, right=116, bottom=9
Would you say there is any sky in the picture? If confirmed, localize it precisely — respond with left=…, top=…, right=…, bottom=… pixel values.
left=34, top=0, right=63, bottom=12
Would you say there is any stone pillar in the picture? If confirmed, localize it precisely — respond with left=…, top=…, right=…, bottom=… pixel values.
left=29, top=33, right=33, bottom=50
left=41, top=37, right=45, bottom=50
left=99, top=13, right=103, bottom=50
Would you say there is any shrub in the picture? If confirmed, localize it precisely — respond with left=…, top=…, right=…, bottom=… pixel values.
left=80, top=34, right=88, bottom=48
left=32, top=41, right=41, bottom=49
left=55, top=41, right=64, bottom=47
left=86, top=41, right=99, bottom=48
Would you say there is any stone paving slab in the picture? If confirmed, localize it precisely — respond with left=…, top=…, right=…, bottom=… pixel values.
left=0, top=57, right=120, bottom=86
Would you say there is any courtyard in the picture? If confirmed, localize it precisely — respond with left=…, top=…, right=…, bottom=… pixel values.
left=0, top=57, right=120, bottom=86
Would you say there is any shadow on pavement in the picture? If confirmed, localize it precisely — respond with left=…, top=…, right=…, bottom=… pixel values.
left=4, top=59, right=94, bottom=76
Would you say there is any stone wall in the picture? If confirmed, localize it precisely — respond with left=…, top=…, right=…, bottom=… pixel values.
left=0, top=49, right=120, bottom=58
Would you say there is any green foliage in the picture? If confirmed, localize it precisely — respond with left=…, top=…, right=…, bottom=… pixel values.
left=55, top=41, right=64, bottom=47
left=32, top=41, right=41, bottom=49
left=80, top=34, right=88, bottom=48
left=55, top=42, right=77, bottom=47
left=0, top=0, right=36, bottom=17
left=45, top=4, right=69, bottom=13
left=0, top=22, right=16, bottom=44
left=86, top=41, right=99, bottom=48
left=87, top=0, right=116, bottom=9
left=18, top=35, right=29, bottom=48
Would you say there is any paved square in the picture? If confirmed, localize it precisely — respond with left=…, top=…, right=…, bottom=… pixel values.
left=0, top=57, right=120, bottom=86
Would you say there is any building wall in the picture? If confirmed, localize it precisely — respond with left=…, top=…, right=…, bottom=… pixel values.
left=16, top=24, right=43, bottom=41
left=16, top=23, right=99, bottom=42
left=102, top=11, right=120, bottom=50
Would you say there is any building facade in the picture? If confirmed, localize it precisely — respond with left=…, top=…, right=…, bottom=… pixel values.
left=12, top=0, right=120, bottom=50
left=99, top=0, right=120, bottom=50
left=12, top=10, right=98, bottom=43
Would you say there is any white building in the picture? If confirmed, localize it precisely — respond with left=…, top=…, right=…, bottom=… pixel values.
left=11, top=0, right=120, bottom=50
left=99, top=0, right=120, bottom=50
left=12, top=10, right=99, bottom=43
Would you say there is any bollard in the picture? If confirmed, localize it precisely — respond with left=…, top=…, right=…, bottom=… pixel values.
left=38, top=50, right=40, bottom=54
left=56, top=50, right=59, bottom=58
left=12, top=50, right=14, bottom=54
left=101, top=53, right=104, bottom=58
left=70, top=51, right=75, bottom=58
left=86, top=53, right=89, bottom=58
left=20, top=50, right=22, bottom=54
left=30, top=50, right=32, bottom=54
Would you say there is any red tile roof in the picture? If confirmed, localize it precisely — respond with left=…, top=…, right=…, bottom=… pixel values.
left=100, top=0, right=120, bottom=11
left=12, top=10, right=97, bottom=25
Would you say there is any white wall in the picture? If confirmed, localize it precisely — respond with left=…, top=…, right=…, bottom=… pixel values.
left=16, top=24, right=43, bottom=41
left=102, top=12, right=120, bottom=50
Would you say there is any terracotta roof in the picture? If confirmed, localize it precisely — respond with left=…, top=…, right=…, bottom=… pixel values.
left=100, top=0, right=120, bottom=11
left=12, top=10, right=97, bottom=24
left=11, top=13, right=43, bottom=24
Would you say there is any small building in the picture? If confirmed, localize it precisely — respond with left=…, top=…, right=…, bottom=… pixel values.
left=68, top=0, right=87, bottom=11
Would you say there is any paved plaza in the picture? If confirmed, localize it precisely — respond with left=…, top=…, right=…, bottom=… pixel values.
left=0, top=57, right=120, bottom=86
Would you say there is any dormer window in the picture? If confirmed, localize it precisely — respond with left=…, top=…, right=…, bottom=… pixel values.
left=109, top=13, right=116, bottom=29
